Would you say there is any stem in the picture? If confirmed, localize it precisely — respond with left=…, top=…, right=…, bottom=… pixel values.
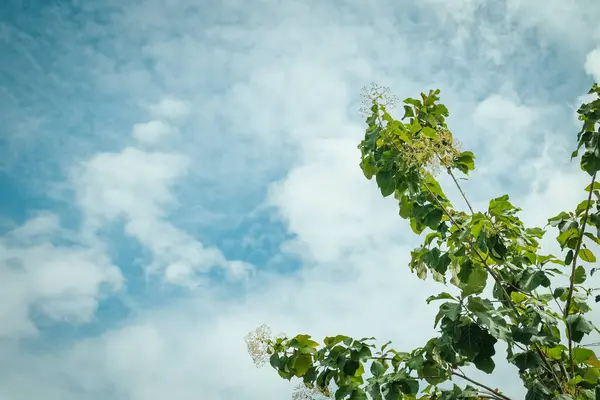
left=548, top=282, right=565, bottom=315
left=447, top=166, right=475, bottom=214
left=564, top=172, right=597, bottom=375
left=452, top=371, right=512, bottom=400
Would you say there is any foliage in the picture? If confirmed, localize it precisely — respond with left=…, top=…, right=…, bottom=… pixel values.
left=246, top=83, right=600, bottom=399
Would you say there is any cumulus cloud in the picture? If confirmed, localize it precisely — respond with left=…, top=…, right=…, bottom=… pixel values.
left=72, top=117, right=252, bottom=286
left=1, top=1, right=600, bottom=400
left=585, top=47, right=600, bottom=81
left=149, top=97, right=191, bottom=120
left=132, top=120, right=180, bottom=144
left=0, top=214, right=122, bottom=338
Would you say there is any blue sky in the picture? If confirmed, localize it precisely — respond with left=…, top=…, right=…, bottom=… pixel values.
left=1, top=0, right=600, bottom=399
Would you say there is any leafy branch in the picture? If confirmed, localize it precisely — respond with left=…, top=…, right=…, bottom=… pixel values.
left=246, top=83, right=600, bottom=400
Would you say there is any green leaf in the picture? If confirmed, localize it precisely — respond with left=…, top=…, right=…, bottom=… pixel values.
left=567, top=315, right=594, bottom=343
left=402, top=105, right=414, bottom=119
left=565, top=250, right=574, bottom=266
left=574, top=265, right=587, bottom=284
left=422, top=362, right=446, bottom=385
left=381, top=382, right=400, bottom=400
left=421, top=126, right=437, bottom=139
left=511, top=351, right=543, bottom=371
left=581, top=149, right=600, bottom=176
left=580, top=248, right=596, bottom=263
left=511, top=292, right=528, bottom=303
left=585, top=181, right=600, bottom=192
left=557, top=228, right=579, bottom=250
left=424, top=209, right=444, bottom=230
left=336, top=385, right=354, bottom=400
left=269, top=353, right=281, bottom=369
left=349, top=389, right=368, bottom=400
left=293, top=354, right=312, bottom=377
left=488, top=195, right=515, bottom=216
left=409, top=119, right=422, bottom=134
left=582, top=367, right=600, bottom=384
left=439, top=302, right=461, bottom=322
left=575, top=199, right=593, bottom=215
left=553, top=287, right=567, bottom=300
left=473, top=354, right=495, bottom=373
left=453, top=151, right=476, bottom=174
left=376, top=171, right=395, bottom=197
left=426, top=292, right=455, bottom=304
left=457, top=261, right=486, bottom=296
left=525, top=271, right=550, bottom=291
left=343, top=359, right=360, bottom=376
left=573, top=347, right=597, bottom=364
left=370, top=360, right=386, bottom=378
left=324, top=335, right=349, bottom=348
left=545, top=345, right=567, bottom=360
left=548, top=211, right=570, bottom=227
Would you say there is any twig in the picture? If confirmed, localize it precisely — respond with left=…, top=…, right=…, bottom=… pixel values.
left=446, top=166, right=475, bottom=214
left=452, top=371, right=512, bottom=400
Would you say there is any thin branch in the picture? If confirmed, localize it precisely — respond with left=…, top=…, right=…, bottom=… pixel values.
left=547, top=283, right=565, bottom=315
left=452, top=371, right=512, bottom=400
left=565, top=172, right=597, bottom=375
left=446, top=166, right=475, bottom=214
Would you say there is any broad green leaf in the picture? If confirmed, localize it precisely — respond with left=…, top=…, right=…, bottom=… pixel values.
left=575, top=199, right=593, bottom=215
left=585, top=181, right=600, bottom=192
left=581, top=149, right=600, bottom=176
left=473, top=354, right=495, bottom=373
left=422, top=362, right=446, bottom=385
left=557, top=228, right=579, bottom=250
left=525, top=271, right=550, bottom=291
left=343, top=359, right=360, bottom=376
left=324, top=335, right=349, bottom=348
left=545, top=345, right=566, bottom=360
left=582, top=367, right=600, bottom=384
left=439, top=302, right=461, bottom=322
left=382, top=382, right=400, bottom=400
left=511, top=351, right=543, bottom=371
left=426, top=292, right=455, bottom=304
left=566, top=315, right=594, bottom=343
left=421, top=126, right=437, bottom=139
left=511, top=292, right=528, bottom=303
left=293, top=354, right=312, bottom=377
left=376, top=171, right=395, bottom=197
left=574, top=265, right=587, bottom=284
left=336, top=385, right=353, bottom=400
left=370, top=360, right=386, bottom=377
left=579, top=248, right=596, bottom=263
left=349, top=389, right=368, bottom=400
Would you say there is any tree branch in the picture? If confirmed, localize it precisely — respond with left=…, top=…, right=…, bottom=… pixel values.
left=422, top=181, right=564, bottom=391
left=446, top=166, right=475, bottom=214
left=564, top=172, right=597, bottom=375
left=451, top=371, right=512, bottom=400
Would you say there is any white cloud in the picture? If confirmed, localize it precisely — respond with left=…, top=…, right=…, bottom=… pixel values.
left=132, top=120, right=179, bottom=144
left=585, top=47, right=600, bottom=81
left=0, top=215, right=123, bottom=338
left=73, top=147, right=189, bottom=222
left=3, top=0, right=600, bottom=399
left=149, top=97, right=191, bottom=120
left=73, top=125, right=251, bottom=286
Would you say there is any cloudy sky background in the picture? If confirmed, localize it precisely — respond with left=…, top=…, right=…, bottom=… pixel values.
left=2, top=0, right=600, bottom=398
